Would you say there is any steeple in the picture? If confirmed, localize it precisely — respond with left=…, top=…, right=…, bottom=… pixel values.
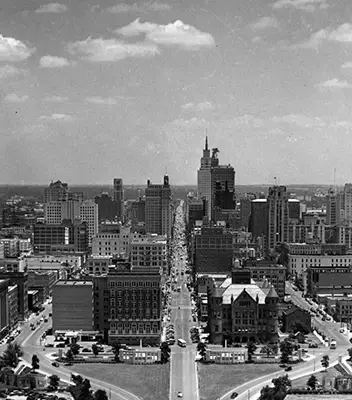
left=205, top=136, right=208, bottom=151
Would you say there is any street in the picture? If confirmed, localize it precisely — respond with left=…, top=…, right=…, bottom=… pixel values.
left=169, top=201, right=199, bottom=400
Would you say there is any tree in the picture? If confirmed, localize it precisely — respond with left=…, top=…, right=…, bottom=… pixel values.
left=348, top=348, right=352, bottom=360
left=1, top=343, right=23, bottom=368
left=49, top=374, right=60, bottom=390
left=247, top=341, right=257, bottom=361
left=111, top=342, right=122, bottom=363
left=280, top=340, right=293, bottom=364
left=321, top=355, right=329, bottom=371
left=272, top=374, right=291, bottom=393
left=71, top=374, right=83, bottom=385
left=65, top=349, right=74, bottom=362
left=91, top=344, right=99, bottom=357
left=160, top=342, right=171, bottom=364
left=307, top=374, right=318, bottom=390
left=70, top=343, right=81, bottom=356
left=31, top=354, right=40, bottom=372
left=197, top=342, right=207, bottom=361
left=78, top=378, right=93, bottom=400
left=94, top=389, right=109, bottom=400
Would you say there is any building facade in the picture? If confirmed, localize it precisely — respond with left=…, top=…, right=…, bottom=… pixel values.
left=130, top=234, right=167, bottom=270
left=0, top=280, right=9, bottom=339
left=52, top=280, right=93, bottom=332
left=113, top=178, right=124, bottom=222
left=267, top=186, right=289, bottom=253
left=0, top=271, right=28, bottom=321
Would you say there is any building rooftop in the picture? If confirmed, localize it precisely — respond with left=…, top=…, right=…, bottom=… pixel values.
left=222, top=284, right=267, bottom=304
left=55, top=280, right=93, bottom=286
left=252, top=199, right=267, bottom=202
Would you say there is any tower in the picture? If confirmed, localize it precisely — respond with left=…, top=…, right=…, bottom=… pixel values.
left=267, top=186, right=289, bottom=253
left=113, top=178, right=124, bottom=222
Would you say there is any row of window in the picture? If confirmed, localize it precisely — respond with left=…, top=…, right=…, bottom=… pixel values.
left=109, top=281, right=159, bottom=287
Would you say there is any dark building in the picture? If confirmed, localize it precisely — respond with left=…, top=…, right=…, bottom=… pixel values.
left=267, top=186, right=289, bottom=252
left=194, top=227, right=233, bottom=274
left=186, top=195, right=206, bottom=233
left=288, top=199, right=300, bottom=220
left=93, top=261, right=161, bottom=345
left=249, top=199, right=268, bottom=239
left=113, top=178, right=124, bottom=222
left=95, top=193, right=119, bottom=222
left=131, top=197, right=146, bottom=226
left=282, top=306, right=311, bottom=333
left=44, top=180, right=69, bottom=203
left=207, top=268, right=279, bottom=345
left=240, top=198, right=252, bottom=230
left=0, top=280, right=9, bottom=339
left=33, top=220, right=88, bottom=254
left=0, top=271, right=28, bottom=321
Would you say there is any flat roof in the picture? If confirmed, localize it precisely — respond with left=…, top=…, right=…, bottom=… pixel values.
left=55, top=280, right=92, bottom=286
left=252, top=199, right=267, bottom=202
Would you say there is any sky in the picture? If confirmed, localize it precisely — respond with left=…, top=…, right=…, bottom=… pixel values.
left=1, top=0, right=352, bottom=186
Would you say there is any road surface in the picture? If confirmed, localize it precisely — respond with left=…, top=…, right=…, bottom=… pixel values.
left=169, top=202, right=199, bottom=400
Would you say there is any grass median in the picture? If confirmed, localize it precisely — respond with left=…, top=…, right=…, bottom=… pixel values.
left=198, top=363, right=281, bottom=400
left=70, top=363, right=170, bottom=400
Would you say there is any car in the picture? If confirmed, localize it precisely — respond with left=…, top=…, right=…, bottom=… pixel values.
left=177, top=392, right=183, bottom=398
left=64, top=362, right=73, bottom=366
left=51, top=362, right=59, bottom=367
left=82, top=348, right=91, bottom=352
left=230, top=393, right=238, bottom=399
left=285, top=366, right=292, bottom=371
left=339, top=328, right=345, bottom=333
left=308, top=343, right=318, bottom=348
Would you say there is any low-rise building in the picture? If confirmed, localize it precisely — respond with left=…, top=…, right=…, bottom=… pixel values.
left=0, top=270, right=28, bottom=320
left=119, top=348, right=161, bottom=364
left=27, top=270, right=58, bottom=304
left=282, top=305, right=311, bottom=333
left=205, top=347, right=248, bottom=364
left=52, top=280, right=93, bottom=332
left=87, top=255, right=113, bottom=275
left=0, top=237, right=19, bottom=257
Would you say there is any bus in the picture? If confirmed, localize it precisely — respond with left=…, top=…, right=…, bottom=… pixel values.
left=177, top=338, right=186, bottom=347
left=330, top=340, right=337, bottom=349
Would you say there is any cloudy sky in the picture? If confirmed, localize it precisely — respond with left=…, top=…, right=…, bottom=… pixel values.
left=1, top=0, right=352, bottom=185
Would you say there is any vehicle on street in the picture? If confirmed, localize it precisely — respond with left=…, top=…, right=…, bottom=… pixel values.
left=285, top=366, right=292, bottom=371
left=177, top=338, right=186, bottom=347
left=51, top=362, right=59, bottom=367
left=330, top=339, right=337, bottom=349
left=230, top=393, right=238, bottom=399
left=177, top=392, right=183, bottom=398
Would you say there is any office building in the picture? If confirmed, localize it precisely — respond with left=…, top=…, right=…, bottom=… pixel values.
left=131, top=197, right=146, bottom=227
left=0, top=242, right=4, bottom=259
left=186, top=194, right=206, bottom=233
left=113, top=178, right=124, bottom=222
left=93, top=262, right=162, bottom=345
left=52, top=280, right=93, bottom=332
left=28, top=270, right=58, bottom=304
left=267, top=186, right=289, bottom=253
left=0, top=280, right=9, bottom=340
left=211, top=165, right=235, bottom=208
left=145, top=175, right=172, bottom=238
left=207, top=268, right=278, bottom=345
left=194, top=227, right=233, bottom=274
left=240, top=197, right=252, bottom=230
left=0, top=238, right=20, bottom=258
left=0, top=271, right=28, bottom=321
left=79, top=200, right=98, bottom=247
left=87, top=255, right=113, bottom=275
left=249, top=199, right=268, bottom=239
left=44, top=181, right=69, bottom=203
left=8, top=285, right=18, bottom=331
left=91, top=226, right=131, bottom=257
left=288, top=199, right=300, bottom=220
left=197, top=137, right=219, bottom=218
left=95, top=193, right=119, bottom=222
left=326, top=188, right=342, bottom=225
left=306, top=265, right=352, bottom=297
left=130, top=234, right=167, bottom=270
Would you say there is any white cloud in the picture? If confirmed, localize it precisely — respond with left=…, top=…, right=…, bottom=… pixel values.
left=0, top=34, right=35, bottom=62
left=43, top=95, right=69, bottom=102
left=39, top=55, right=72, bottom=68
left=170, top=117, right=207, bottom=128
left=342, top=61, right=352, bottom=69
left=297, top=24, right=352, bottom=49
left=39, top=113, right=74, bottom=121
left=36, top=3, right=68, bottom=13
left=272, top=0, right=328, bottom=12
left=116, top=18, right=215, bottom=49
left=85, top=96, right=118, bottom=105
left=67, top=37, right=160, bottom=61
left=0, top=64, right=26, bottom=79
left=5, top=93, right=29, bottom=103
left=271, top=114, right=326, bottom=127
left=107, top=2, right=171, bottom=13
left=181, top=101, right=214, bottom=112
left=250, top=17, right=279, bottom=30
left=315, top=78, right=352, bottom=90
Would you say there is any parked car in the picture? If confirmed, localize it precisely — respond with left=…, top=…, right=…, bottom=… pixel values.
left=230, top=393, right=238, bottom=399
left=285, top=366, right=292, bottom=371
left=52, top=362, right=59, bottom=367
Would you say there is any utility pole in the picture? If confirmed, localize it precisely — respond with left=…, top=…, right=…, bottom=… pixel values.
left=109, top=388, right=111, bottom=399
left=248, top=389, right=250, bottom=399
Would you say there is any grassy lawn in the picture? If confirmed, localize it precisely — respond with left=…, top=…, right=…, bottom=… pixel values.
left=291, top=365, right=344, bottom=389
left=71, top=363, right=170, bottom=400
left=198, top=363, right=281, bottom=400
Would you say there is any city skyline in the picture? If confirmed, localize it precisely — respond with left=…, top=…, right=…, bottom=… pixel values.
left=1, top=0, right=352, bottom=185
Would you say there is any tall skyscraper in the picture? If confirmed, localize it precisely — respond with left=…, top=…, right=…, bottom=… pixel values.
left=44, top=181, right=68, bottom=203
left=113, top=179, right=124, bottom=222
left=344, top=183, right=352, bottom=222
left=197, top=137, right=219, bottom=218
left=79, top=200, right=98, bottom=247
left=145, top=175, right=172, bottom=238
left=267, top=186, right=289, bottom=253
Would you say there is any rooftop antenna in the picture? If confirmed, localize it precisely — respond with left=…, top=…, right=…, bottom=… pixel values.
left=205, top=129, right=208, bottom=150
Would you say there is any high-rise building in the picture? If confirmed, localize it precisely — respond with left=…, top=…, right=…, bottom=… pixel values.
left=288, top=199, right=300, bottom=220
left=95, top=193, right=119, bottom=222
left=186, top=193, right=206, bottom=233
left=145, top=175, right=172, bottom=238
left=44, top=181, right=68, bottom=203
left=249, top=199, right=268, bottom=239
left=0, top=280, right=9, bottom=340
left=197, top=137, right=219, bottom=218
left=131, top=197, right=146, bottom=227
left=79, top=200, right=98, bottom=247
left=211, top=164, right=235, bottom=205
left=113, top=179, right=124, bottom=222
left=267, top=186, right=289, bottom=253
left=93, top=262, right=162, bottom=345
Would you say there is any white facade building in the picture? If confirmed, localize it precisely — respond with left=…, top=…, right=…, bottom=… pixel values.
left=79, top=200, right=98, bottom=247
left=91, top=227, right=140, bottom=257
left=131, top=234, right=167, bottom=269
left=288, top=254, right=352, bottom=277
